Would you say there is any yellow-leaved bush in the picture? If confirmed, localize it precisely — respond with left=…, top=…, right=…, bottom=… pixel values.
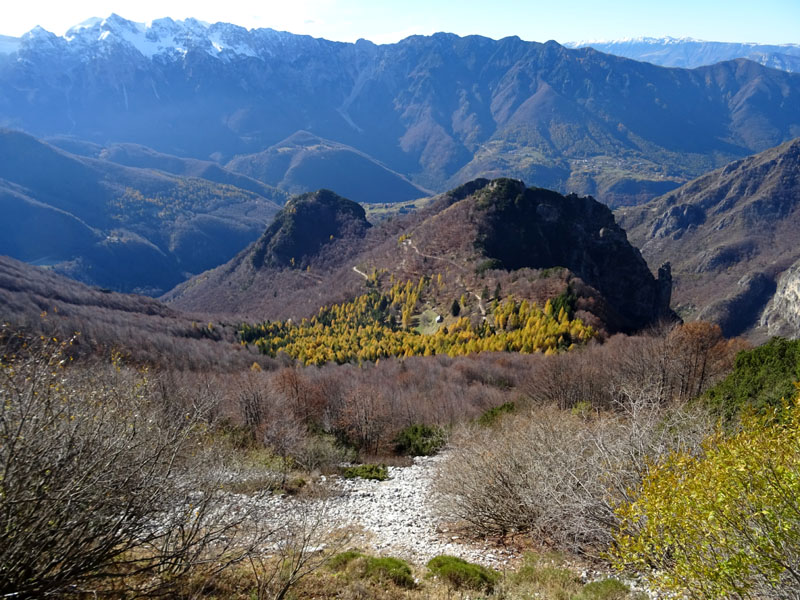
left=610, top=384, right=800, bottom=599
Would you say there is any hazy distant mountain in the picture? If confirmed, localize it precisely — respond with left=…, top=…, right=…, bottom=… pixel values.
left=2, top=16, right=800, bottom=206
left=0, top=35, right=19, bottom=55
left=0, top=129, right=282, bottom=294
left=565, top=37, right=800, bottom=73
left=618, top=138, right=800, bottom=339
left=226, top=131, right=431, bottom=204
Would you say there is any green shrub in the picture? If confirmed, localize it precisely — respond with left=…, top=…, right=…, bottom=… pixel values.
left=540, top=266, right=566, bottom=279
left=327, top=550, right=365, bottom=572
left=551, top=285, right=577, bottom=319
left=426, top=555, right=499, bottom=592
left=703, top=337, right=800, bottom=419
left=342, top=463, right=389, bottom=481
left=364, top=556, right=415, bottom=588
left=393, top=424, right=446, bottom=456
left=573, top=578, right=631, bottom=600
left=476, top=401, right=516, bottom=427
left=475, top=258, right=503, bottom=275
left=515, top=563, right=578, bottom=589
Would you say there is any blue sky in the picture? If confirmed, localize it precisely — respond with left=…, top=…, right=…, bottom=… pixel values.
left=3, top=0, right=799, bottom=44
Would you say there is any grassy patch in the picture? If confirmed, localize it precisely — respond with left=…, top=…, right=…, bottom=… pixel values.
left=511, top=553, right=582, bottom=600
left=414, top=308, right=442, bottom=335
left=573, top=578, right=632, bottom=600
left=362, top=197, right=433, bottom=222
left=342, top=463, right=389, bottom=481
left=427, top=555, right=499, bottom=592
left=364, top=556, right=415, bottom=588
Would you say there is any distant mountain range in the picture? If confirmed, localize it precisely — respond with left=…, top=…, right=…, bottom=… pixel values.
left=2, top=16, right=800, bottom=206
left=618, top=137, right=800, bottom=339
left=0, top=129, right=283, bottom=294
left=565, top=37, right=800, bottom=73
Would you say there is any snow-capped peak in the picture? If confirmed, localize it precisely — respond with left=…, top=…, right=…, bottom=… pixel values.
left=567, top=36, right=706, bottom=47
left=56, top=14, right=261, bottom=60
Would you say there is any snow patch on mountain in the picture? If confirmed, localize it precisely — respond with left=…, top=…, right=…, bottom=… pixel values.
left=564, top=37, right=800, bottom=72
left=27, top=13, right=270, bottom=61
left=568, top=35, right=704, bottom=47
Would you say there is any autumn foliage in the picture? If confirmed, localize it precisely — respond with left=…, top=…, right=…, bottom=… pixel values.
left=611, top=387, right=800, bottom=598
left=239, top=276, right=596, bottom=365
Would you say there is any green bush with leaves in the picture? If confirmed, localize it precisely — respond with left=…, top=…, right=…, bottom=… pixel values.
left=326, top=550, right=365, bottom=572
left=611, top=388, right=800, bottom=598
left=476, top=401, right=516, bottom=427
left=393, top=424, right=446, bottom=456
left=551, top=285, right=577, bottom=320
left=364, top=556, right=415, bottom=588
left=342, top=463, right=389, bottom=481
left=703, top=337, right=800, bottom=419
left=427, top=555, right=499, bottom=592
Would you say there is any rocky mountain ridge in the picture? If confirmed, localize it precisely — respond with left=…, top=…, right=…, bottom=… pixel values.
left=618, top=138, right=800, bottom=339
left=3, top=16, right=800, bottom=206
left=167, top=178, right=673, bottom=334
left=565, top=37, right=800, bottom=72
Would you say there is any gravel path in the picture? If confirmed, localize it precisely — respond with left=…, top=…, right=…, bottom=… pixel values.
left=312, top=456, right=658, bottom=597
left=228, top=453, right=658, bottom=597
left=319, top=454, right=515, bottom=567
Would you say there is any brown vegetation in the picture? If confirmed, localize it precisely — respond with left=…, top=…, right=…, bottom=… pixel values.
left=434, top=322, right=744, bottom=554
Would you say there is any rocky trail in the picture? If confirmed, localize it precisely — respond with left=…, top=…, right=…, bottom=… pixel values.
left=319, top=454, right=515, bottom=567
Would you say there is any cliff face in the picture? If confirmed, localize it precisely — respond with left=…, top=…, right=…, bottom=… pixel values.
left=618, top=138, right=800, bottom=337
left=761, top=260, right=800, bottom=339
left=471, top=179, right=674, bottom=331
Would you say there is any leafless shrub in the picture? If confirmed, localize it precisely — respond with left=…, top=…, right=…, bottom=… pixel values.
left=524, top=324, right=743, bottom=411
left=435, top=395, right=713, bottom=554
left=0, top=333, right=333, bottom=598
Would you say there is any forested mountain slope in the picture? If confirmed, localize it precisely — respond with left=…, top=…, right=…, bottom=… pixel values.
left=0, top=129, right=282, bottom=294
left=166, top=178, right=673, bottom=335
left=3, top=16, right=800, bottom=206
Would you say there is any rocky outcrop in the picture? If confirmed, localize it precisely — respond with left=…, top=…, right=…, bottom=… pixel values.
left=618, top=138, right=800, bottom=338
left=474, top=179, right=675, bottom=332
left=696, top=273, right=777, bottom=337
left=250, top=189, right=371, bottom=269
left=761, top=261, right=800, bottom=339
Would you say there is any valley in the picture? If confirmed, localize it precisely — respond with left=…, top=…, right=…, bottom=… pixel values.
left=1, top=9, right=800, bottom=600
left=2, top=17, right=800, bottom=208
